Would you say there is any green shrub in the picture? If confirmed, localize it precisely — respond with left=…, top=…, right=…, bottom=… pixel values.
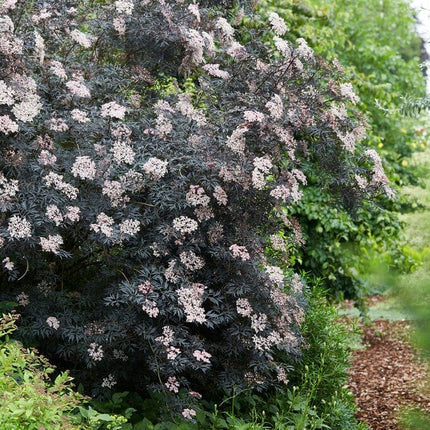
left=0, top=313, right=85, bottom=429
left=286, top=284, right=367, bottom=429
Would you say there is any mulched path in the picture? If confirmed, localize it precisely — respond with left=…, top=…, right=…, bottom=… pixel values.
left=347, top=318, right=430, bottom=429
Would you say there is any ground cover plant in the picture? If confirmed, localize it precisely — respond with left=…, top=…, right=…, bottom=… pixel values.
left=0, top=0, right=393, bottom=422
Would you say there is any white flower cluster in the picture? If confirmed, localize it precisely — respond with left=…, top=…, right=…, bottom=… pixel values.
left=229, top=244, right=250, bottom=261
left=66, top=206, right=80, bottom=222
left=244, top=110, right=265, bottom=123
left=70, top=29, right=94, bottom=48
left=115, top=0, right=134, bottom=15
left=7, top=214, right=32, bottom=239
left=0, top=115, right=18, bottom=134
left=142, top=157, right=168, bottom=180
left=101, top=373, right=117, bottom=389
left=172, top=216, right=198, bottom=234
left=46, top=204, right=63, bottom=226
left=165, top=376, right=179, bottom=393
left=47, top=117, right=69, bottom=132
left=49, top=60, right=67, bottom=80
left=12, top=94, right=42, bottom=123
left=265, top=94, right=283, bottom=120
left=71, top=109, right=90, bottom=124
left=202, top=63, right=230, bottom=79
left=268, top=12, right=287, bottom=36
left=66, top=80, right=91, bottom=98
left=335, top=129, right=356, bottom=152
left=179, top=250, right=205, bottom=271
left=119, top=218, right=140, bottom=236
left=188, top=3, right=200, bottom=21
left=100, top=101, right=126, bottom=119
left=365, top=149, right=391, bottom=191
left=226, top=126, right=248, bottom=155
left=213, top=185, right=227, bottom=206
left=88, top=342, right=104, bottom=361
left=164, top=260, right=180, bottom=283
left=265, top=265, right=284, bottom=285
left=296, top=38, right=314, bottom=61
left=183, top=28, right=205, bottom=64
left=112, top=141, right=135, bottom=165
left=142, top=299, right=159, bottom=318
left=16, top=292, right=29, bottom=306
left=44, top=172, right=79, bottom=199
left=186, top=185, right=210, bottom=207
left=194, top=206, right=214, bottom=221
left=3, top=75, right=41, bottom=125
left=236, top=298, right=252, bottom=317
left=252, top=331, right=283, bottom=351
left=270, top=170, right=306, bottom=202
left=252, top=156, right=273, bottom=190
left=339, top=82, right=359, bottom=105
left=215, top=17, right=234, bottom=38
left=155, top=325, right=174, bottom=346
left=40, top=234, right=63, bottom=254
left=0, top=173, right=18, bottom=203
left=193, top=349, right=211, bottom=363
left=0, top=80, right=14, bottom=105
left=102, top=180, right=129, bottom=207
left=113, top=16, right=126, bottom=35
left=90, top=212, right=115, bottom=237
left=251, top=313, right=268, bottom=333
left=355, top=174, right=368, bottom=190
left=38, top=150, right=57, bottom=165
left=182, top=408, right=196, bottom=420
left=330, top=103, right=348, bottom=120
left=273, top=36, right=291, bottom=58
left=166, top=345, right=181, bottom=361
left=176, top=94, right=207, bottom=126
left=71, top=156, right=97, bottom=180
left=0, top=17, right=23, bottom=55
left=3, top=256, right=14, bottom=271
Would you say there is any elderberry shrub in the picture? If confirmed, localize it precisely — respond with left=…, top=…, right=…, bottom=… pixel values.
left=0, top=0, right=391, bottom=417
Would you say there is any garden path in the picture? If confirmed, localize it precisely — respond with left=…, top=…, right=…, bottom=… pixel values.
left=346, top=147, right=430, bottom=429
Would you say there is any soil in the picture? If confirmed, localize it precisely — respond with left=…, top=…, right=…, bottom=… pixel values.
left=346, top=314, right=430, bottom=429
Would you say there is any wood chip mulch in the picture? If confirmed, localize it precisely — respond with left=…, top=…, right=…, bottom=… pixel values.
left=348, top=319, right=430, bottom=429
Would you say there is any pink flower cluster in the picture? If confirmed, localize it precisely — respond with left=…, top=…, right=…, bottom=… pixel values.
left=193, top=349, right=211, bottom=363
left=186, top=185, right=210, bottom=207
left=179, top=250, right=205, bottom=271
left=46, top=316, right=60, bottom=330
left=229, top=244, right=250, bottom=261
left=165, top=376, right=180, bottom=393
left=177, top=283, right=206, bottom=323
